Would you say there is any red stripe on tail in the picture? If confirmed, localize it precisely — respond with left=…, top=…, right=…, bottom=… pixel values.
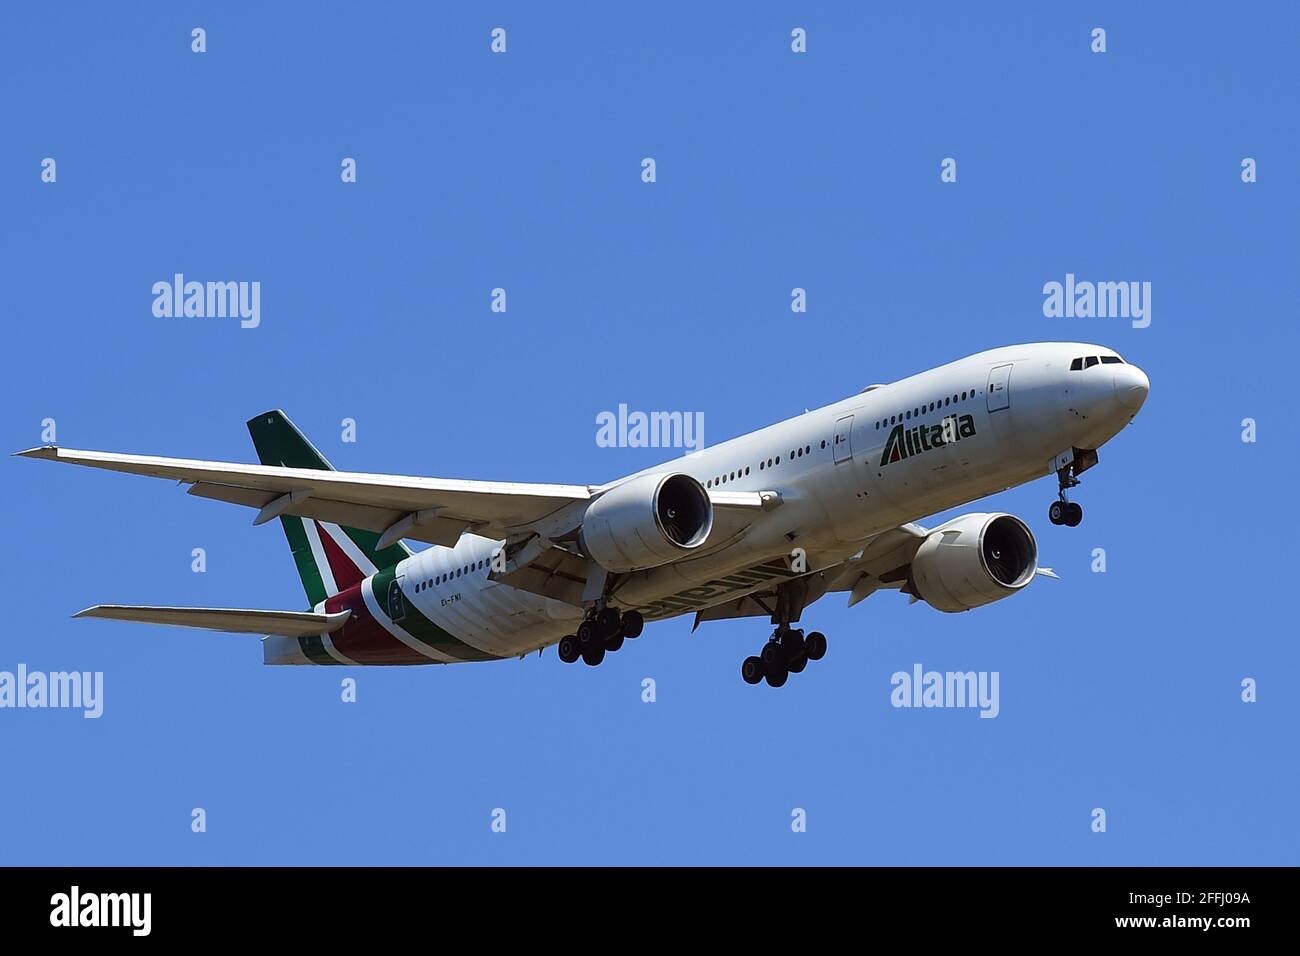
left=315, top=521, right=366, bottom=592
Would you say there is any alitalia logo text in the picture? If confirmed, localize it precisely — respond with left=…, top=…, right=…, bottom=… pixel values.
left=879, top=414, right=976, bottom=466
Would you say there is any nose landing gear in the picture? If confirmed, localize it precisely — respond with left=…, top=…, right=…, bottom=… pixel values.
left=1048, top=499, right=1082, bottom=527
left=1049, top=462, right=1084, bottom=527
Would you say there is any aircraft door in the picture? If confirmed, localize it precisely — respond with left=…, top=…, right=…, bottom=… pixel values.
left=388, top=575, right=407, bottom=623
left=833, top=415, right=854, bottom=464
left=987, top=363, right=1012, bottom=412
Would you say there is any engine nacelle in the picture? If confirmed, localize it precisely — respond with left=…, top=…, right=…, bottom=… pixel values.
left=579, top=473, right=713, bottom=573
left=910, top=513, right=1037, bottom=613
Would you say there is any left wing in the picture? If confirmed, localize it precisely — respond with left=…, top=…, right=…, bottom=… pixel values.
left=17, top=446, right=775, bottom=551
left=17, top=445, right=594, bottom=547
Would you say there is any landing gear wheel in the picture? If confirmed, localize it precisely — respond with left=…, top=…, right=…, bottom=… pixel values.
left=581, top=645, right=606, bottom=667
left=604, top=632, right=624, bottom=653
left=596, top=606, right=621, bottom=638
left=764, top=665, right=789, bottom=688
left=804, top=631, right=827, bottom=661
left=1064, top=502, right=1083, bottom=527
left=760, top=642, right=784, bottom=668
left=576, top=619, right=599, bottom=649
left=557, top=635, right=580, bottom=664
left=1048, top=501, right=1066, bottom=525
left=781, top=630, right=807, bottom=672
left=741, top=656, right=764, bottom=685
left=620, top=610, right=644, bottom=639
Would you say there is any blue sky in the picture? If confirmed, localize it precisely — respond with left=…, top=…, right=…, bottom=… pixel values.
left=2, top=2, right=1296, bottom=864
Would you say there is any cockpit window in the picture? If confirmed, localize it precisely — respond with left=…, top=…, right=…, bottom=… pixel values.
left=1071, top=354, right=1125, bottom=370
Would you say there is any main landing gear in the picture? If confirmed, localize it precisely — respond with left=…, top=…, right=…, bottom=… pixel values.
left=1048, top=461, right=1084, bottom=527
left=741, top=625, right=827, bottom=688
left=556, top=608, right=644, bottom=667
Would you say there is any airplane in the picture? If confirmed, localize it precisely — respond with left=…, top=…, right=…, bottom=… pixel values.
left=16, top=341, right=1149, bottom=688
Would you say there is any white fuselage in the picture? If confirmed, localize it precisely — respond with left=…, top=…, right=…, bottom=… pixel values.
left=384, top=342, right=1148, bottom=659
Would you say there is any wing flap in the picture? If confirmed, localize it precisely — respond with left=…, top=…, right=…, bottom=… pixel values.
left=492, top=546, right=589, bottom=607
left=825, top=524, right=929, bottom=594
left=73, top=605, right=350, bottom=637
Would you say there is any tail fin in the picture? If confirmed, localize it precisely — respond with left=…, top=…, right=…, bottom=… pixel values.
left=247, top=410, right=409, bottom=607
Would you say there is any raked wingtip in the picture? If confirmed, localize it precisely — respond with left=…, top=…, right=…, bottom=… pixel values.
left=13, top=445, right=59, bottom=459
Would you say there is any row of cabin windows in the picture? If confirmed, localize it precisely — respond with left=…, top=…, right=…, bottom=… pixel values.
left=1070, top=354, right=1124, bottom=370
left=704, top=443, right=820, bottom=489
left=873, top=386, right=979, bottom=430
left=414, top=558, right=488, bottom=592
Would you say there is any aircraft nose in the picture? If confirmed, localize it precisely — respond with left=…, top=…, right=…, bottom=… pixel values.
left=1114, top=364, right=1150, bottom=412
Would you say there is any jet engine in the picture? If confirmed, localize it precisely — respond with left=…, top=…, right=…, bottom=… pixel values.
left=579, top=473, right=713, bottom=573
left=909, top=513, right=1038, bottom=612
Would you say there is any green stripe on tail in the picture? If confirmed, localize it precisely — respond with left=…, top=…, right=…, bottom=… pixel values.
left=247, top=410, right=409, bottom=606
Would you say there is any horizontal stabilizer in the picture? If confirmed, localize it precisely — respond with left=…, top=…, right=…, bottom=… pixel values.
left=73, top=605, right=350, bottom=637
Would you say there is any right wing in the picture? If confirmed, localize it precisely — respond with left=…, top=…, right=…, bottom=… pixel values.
left=74, top=605, right=351, bottom=637
left=690, top=524, right=933, bottom=629
left=824, top=523, right=931, bottom=606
